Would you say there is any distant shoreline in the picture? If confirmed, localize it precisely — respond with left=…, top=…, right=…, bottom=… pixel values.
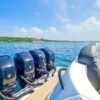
left=0, top=37, right=99, bottom=42
left=0, top=37, right=68, bottom=42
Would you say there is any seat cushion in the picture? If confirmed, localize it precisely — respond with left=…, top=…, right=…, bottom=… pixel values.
left=78, top=43, right=100, bottom=90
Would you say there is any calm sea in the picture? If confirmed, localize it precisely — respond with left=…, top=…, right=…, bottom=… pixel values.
left=0, top=41, right=95, bottom=67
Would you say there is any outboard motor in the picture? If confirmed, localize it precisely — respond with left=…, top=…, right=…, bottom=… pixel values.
left=29, top=49, right=49, bottom=81
left=0, top=55, right=32, bottom=100
left=14, top=52, right=35, bottom=88
left=78, top=43, right=100, bottom=92
left=41, top=48, right=56, bottom=76
left=0, top=55, right=16, bottom=99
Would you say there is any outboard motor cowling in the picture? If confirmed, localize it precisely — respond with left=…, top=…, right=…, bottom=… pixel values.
left=41, top=48, right=56, bottom=76
left=0, top=55, right=35, bottom=100
left=29, top=49, right=49, bottom=81
left=0, top=55, right=16, bottom=89
left=0, top=55, right=17, bottom=99
left=15, top=52, right=35, bottom=88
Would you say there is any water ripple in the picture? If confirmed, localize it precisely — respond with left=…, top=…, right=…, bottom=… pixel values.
left=0, top=42, right=93, bottom=67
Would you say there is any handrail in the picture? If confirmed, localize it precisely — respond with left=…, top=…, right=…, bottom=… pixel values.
left=58, top=68, right=67, bottom=90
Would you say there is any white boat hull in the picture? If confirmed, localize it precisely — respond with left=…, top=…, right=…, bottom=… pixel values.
left=50, top=61, right=100, bottom=100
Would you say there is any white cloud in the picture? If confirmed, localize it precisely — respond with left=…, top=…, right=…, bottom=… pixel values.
left=31, top=27, right=43, bottom=34
left=45, top=26, right=57, bottom=33
left=96, top=0, right=100, bottom=7
left=12, top=26, right=64, bottom=40
left=15, top=27, right=27, bottom=34
left=1, top=17, right=100, bottom=41
left=43, top=26, right=61, bottom=40
left=63, top=17, right=100, bottom=40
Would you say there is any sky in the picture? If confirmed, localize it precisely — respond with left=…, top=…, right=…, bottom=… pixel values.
left=0, top=0, right=100, bottom=41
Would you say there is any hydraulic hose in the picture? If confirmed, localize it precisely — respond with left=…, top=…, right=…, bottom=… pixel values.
left=0, top=92, right=16, bottom=100
left=36, top=68, right=49, bottom=82
left=0, top=88, right=33, bottom=100
left=46, top=64, right=56, bottom=76
left=21, top=76, right=35, bottom=86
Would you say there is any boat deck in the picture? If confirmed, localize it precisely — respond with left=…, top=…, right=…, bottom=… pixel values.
left=20, top=67, right=65, bottom=100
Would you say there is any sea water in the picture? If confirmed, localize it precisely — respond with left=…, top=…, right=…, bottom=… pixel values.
left=0, top=41, right=95, bottom=67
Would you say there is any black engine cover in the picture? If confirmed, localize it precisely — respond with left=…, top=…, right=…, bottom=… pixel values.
left=29, top=49, right=46, bottom=69
left=0, top=55, right=16, bottom=90
left=41, top=48, right=55, bottom=71
left=15, top=52, right=35, bottom=76
left=29, top=49, right=47, bottom=78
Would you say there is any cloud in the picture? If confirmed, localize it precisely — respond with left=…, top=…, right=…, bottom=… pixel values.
left=43, top=26, right=62, bottom=40
left=12, top=26, right=63, bottom=40
left=1, top=17, right=100, bottom=41
left=63, top=17, right=100, bottom=40
left=45, top=26, right=57, bottom=33
left=15, top=27, right=27, bottom=34
left=96, top=0, right=100, bottom=7
left=31, top=27, right=43, bottom=34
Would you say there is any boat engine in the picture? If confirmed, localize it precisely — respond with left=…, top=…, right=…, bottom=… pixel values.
left=0, top=55, right=17, bottom=99
left=29, top=49, right=49, bottom=81
left=41, top=48, right=56, bottom=76
left=14, top=52, right=35, bottom=88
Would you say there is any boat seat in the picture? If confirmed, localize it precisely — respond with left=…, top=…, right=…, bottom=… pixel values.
left=50, top=43, right=100, bottom=100
left=98, top=89, right=100, bottom=94
left=78, top=43, right=100, bottom=92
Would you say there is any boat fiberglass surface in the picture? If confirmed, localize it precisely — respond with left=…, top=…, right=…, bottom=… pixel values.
left=49, top=43, right=100, bottom=100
